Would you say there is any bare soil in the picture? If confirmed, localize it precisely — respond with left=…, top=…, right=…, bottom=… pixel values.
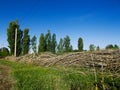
left=0, top=64, right=12, bottom=90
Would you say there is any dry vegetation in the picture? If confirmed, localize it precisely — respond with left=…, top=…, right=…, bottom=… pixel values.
left=10, top=50, right=120, bottom=71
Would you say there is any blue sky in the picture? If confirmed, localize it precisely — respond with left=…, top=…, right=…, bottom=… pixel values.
left=0, top=0, right=120, bottom=50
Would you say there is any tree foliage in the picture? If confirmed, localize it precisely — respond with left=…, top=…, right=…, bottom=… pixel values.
left=114, top=44, right=119, bottom=49
left=57, top=36, right=73, bottom=54
left=7, top=20, right=23, bottom=56
left=51, top=33, right=57, bottom=53
left=64, top=35, right=73, bottom=52
left=96, top=46, right=100, bottom=51
left=38, top=33, right=46, bottom=53
left=17, top=29, right=23, bottom=56
left=89, top=44, right=95, bottom=51
left=38, top=30, right=57, bottom=54
left=0, top=47, right=9, bottom=58
left=45, top=30, right=51, bottom=52
left=31, top=35, right=37, bottom=54
left=8, top=20, right=120, bottom=55
left=78, top=37, right=83, bottom=51
left=106, top=44, right=119, bottom=50
left=57, top=38, right=64, bottom=53
left=22, top=28, right=30, bottom=55
left=106, top=44, right=114, bottom=49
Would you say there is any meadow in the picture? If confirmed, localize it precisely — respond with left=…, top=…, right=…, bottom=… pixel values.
left=0, top=59, right=119, bottom=90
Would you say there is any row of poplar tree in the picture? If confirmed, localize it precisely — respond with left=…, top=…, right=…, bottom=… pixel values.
left=7, top=20, right=30, bottom=56
left=7, top=20, right=83, bottom=56
left=38, top=30, right=83, bottom=54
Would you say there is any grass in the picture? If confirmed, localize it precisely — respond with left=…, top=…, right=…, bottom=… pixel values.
left=0, top=60, right=120, bottom=90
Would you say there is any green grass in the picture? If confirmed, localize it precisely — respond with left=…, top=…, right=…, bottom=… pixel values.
left=0, top=60, right=120, bottom=90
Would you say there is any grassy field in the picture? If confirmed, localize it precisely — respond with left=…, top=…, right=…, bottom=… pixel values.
left=0, top=59, right=120, bottom=90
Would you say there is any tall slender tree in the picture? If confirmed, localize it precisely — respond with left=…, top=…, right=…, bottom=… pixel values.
left=7, top=21, right=17, bottom=55
left=69, top=45, right=73, bottom=52
left=64, top=35, right=72, bottom=52
left=22, top=28, right=30, bottom=55
left=7, top=20, right=23, bottom=56
left=51, top=33, right=57, bottom=53
left=78, top=37, right=83, bottom=51
left=57, top=38, right=64, bottom=53
left=17, top=29, right=23, bottom=56
left=38, top=33, right=46, bottom=53
left=31, top=35, right=37, bottom=54
left=45, top=30, right=51, bottom=51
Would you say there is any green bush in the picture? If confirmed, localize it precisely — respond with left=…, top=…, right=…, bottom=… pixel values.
left=0, top=47, right=9, bottom=58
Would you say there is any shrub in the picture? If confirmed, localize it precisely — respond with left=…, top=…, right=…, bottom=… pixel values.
left=0, top=47, right=9, bottom=58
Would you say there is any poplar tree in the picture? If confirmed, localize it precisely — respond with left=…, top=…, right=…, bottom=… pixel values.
left=38, top=33, right=46, bottom=53
left=17, top=29, right=23, bottom=56
left=51, top=33, right=57, bottom=53
left=22, top=28, right=30, bottom=55
left=64, top=35, right=72, bottom=52
left=78, top=37, right=83, bottom=51
left=31, top=35, right=37, bottom=54
left=45, top=30, right=51, bottom=51
left=7, top=20, right=23, bottom=56
left=57, top=38, right=64, bottom=53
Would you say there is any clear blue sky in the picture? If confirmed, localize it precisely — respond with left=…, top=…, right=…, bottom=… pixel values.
left=0, top=0, right=120, bottom=50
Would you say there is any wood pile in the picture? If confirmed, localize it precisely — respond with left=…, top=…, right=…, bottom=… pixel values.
left=15, top=50, right=120, bottom=72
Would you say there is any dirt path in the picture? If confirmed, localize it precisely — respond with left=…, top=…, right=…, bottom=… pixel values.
left=0, top=64, right=13, bottom=90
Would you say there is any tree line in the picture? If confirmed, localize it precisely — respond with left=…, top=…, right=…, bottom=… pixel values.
left=89, top=44, right=119, bottom=51
left=6, top=20, right=84, bottom=56
left=0, top=20, right=119, bottom=57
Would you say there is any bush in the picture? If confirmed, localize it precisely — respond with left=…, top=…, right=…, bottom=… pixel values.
left=0, top=47, right=9, bottom=58
left=105, top=44, right=119, bottom=50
